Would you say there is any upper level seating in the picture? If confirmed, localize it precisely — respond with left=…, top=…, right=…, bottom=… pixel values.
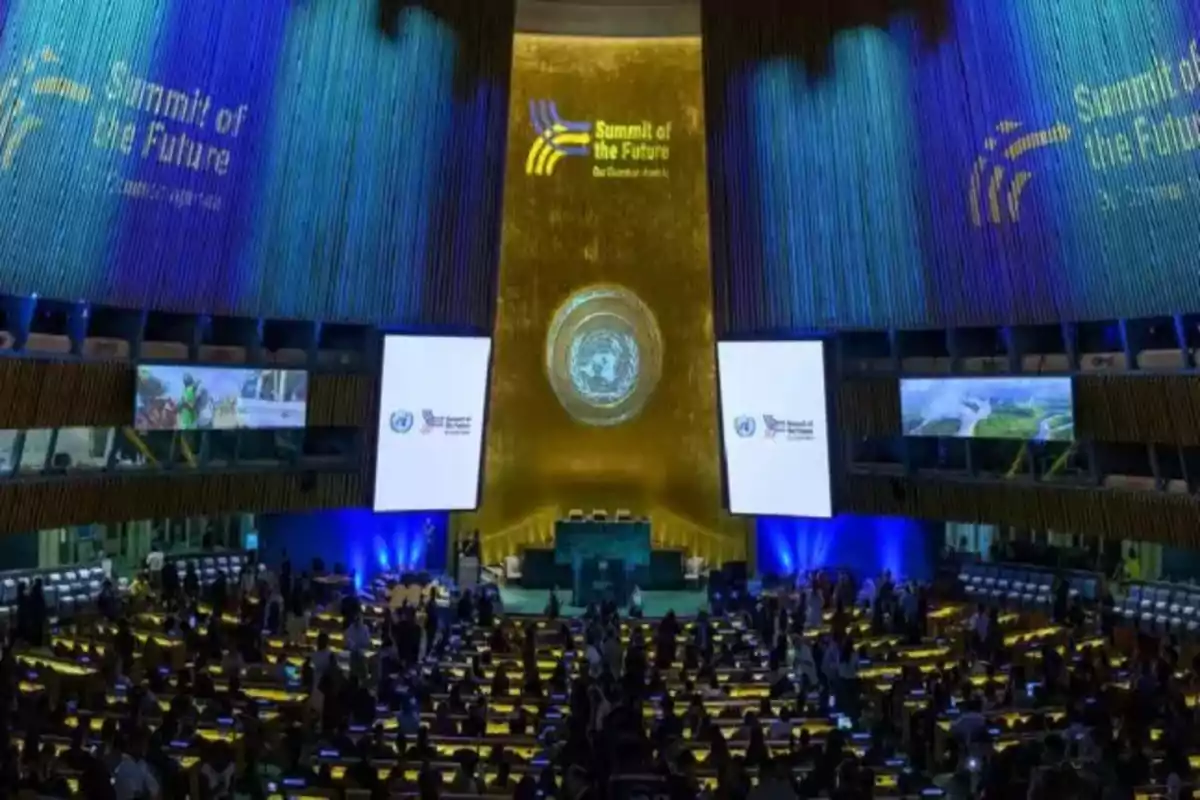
left=1078, top=352, right=1128, bottom=372
left=960, top=357, right=1006, bottom=373
left=899, top=357, right=951, bottom=375
left=24, top=333, right=72, bottom=356
left=1137, top=350, right=1187, bottom=370
left=80, top=337, right=131, bottom=359
left=836, top=313, right=1200, bottom=377
left=0, top=297, right=374, bottom=374
left=1103, top=475, right=1159, bottom=491
left=196, top=345, right=248, bottom=364
left=139, top=340, right=190, bottom=361
left=1019, top=353, right=1071, bottom=373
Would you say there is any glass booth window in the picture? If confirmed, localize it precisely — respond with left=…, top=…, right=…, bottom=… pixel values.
left=112, top=427, right=151, bottom=469
left=139, top=430, right=178, bottom=467
left=208, top=430, right=239, bottom=466
left=52, top=428, right=115, bottom=470
left=171, top=432, right=202, bottom=468
left=19, top=430, right=51, bottom=474
left=238, top=429, right=301, bottom=464
left=0, top=431, right=16, bottom=474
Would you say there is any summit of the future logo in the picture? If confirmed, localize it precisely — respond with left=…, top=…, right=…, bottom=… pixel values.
left=525, top=99, right=592, bottom=177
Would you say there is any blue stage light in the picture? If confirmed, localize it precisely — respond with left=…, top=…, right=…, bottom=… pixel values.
left=259, top=509, right=448, bottom=584
left=756, top=514, right=936, bottom=581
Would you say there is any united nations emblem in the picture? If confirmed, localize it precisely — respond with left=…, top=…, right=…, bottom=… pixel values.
left=734, top=415, right=756, bottom=438
left=545, top=284, right=663, bottom=427
left=389, top=409, right=414, bottom=434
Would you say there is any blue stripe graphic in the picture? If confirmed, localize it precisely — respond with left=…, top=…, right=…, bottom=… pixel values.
left=107, top=0, right=290, bottom=313
left=0, top=0, right=161, bottom=301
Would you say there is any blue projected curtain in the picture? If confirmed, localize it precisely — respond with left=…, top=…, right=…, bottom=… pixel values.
left=705, top=0, right=1200, bottom=331
left=0, top=0, right=513, bottom=326
left=756, top=514, right=937, bottom=582
left=258, top=509, right=449, bottom=589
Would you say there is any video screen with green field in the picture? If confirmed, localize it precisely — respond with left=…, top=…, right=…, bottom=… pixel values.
left=901, top=377, right=1074, bottom=441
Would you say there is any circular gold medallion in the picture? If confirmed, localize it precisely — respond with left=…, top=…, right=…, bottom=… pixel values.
left=545, top=284, right=663, bottom=427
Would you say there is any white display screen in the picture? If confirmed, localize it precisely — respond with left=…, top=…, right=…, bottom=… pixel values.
left=374, top=335, right=492, bottom=512
left=717, top=340, right=833, bottom=518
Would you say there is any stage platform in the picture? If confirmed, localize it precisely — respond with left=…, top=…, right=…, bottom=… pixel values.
left=497, top=586, right=708, bottom=619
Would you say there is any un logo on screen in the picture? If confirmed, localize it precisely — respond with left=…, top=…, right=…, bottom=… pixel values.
left=389, top=409, right=414, bottom=434
left=734, top=415, right=757, bottom=438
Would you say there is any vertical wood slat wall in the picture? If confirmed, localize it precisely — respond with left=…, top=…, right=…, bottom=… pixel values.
left=0, top=471, right=365, bottom=533
left=844, top=473, right=1200, bottom=546
left=0, top=362, right=376, bottom=431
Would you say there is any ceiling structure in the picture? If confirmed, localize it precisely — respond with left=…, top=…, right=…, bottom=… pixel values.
left=515, top=0, right=700, bottom=36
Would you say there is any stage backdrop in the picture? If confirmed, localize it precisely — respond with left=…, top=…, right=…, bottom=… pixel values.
left=705, top=0, right=1200, bottom=330
left=0, top=0, right=512, bottom=326
left=756, top=515, right=939, bottom=584
left=462, top=34, right=748, bottom=566
left=258, top=509, right=448, bottom=591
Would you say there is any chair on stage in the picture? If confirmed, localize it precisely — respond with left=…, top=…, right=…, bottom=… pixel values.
left=590, top=509, right=608, bottom=521
left=567, top=509, right=585, bottom=521
left=615, top=509, right=633, bottom=521
left=504, top=554, right=523, bottom=586
left=685, top=555, right=709, bottom=589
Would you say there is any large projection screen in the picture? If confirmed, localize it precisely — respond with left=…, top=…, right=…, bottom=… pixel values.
left=374, top=335, right=492, bottom=512
left=901, top=377, right=1074, bottom=441
left=717, top=340, right=833, bottom=518
left=135, top=365, right=307, bottom=431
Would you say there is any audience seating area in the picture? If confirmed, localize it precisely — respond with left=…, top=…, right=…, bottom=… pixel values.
left=162, top=550, right=257, bottom=589
left=0, top=554, right=1195, bottom=798
left=1119, top=584, right=1200, bottom=634
left=0, top=550, right=264, bottom=627
left=957, top=558, right=1200, bottom=636
left=957, top=562, right=1099, bottom=608
left=0, top=565, right=111, bottom=623
left=9, top=597, right=962, bottom=797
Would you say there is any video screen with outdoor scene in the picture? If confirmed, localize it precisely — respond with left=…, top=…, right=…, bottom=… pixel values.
left=135, top=366, right=308, bottom=431
left=901, top=377, right=1074, bottom=441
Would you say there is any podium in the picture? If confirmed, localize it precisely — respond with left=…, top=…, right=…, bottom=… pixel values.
left=457, top=556, right=479, bottom=590
left=553, top=519, right=650, bottom=607
left=577, top=557, right=630, bottom=607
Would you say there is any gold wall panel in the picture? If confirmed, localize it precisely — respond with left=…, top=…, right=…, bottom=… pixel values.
left=464, top=34, right=747, bottom=564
